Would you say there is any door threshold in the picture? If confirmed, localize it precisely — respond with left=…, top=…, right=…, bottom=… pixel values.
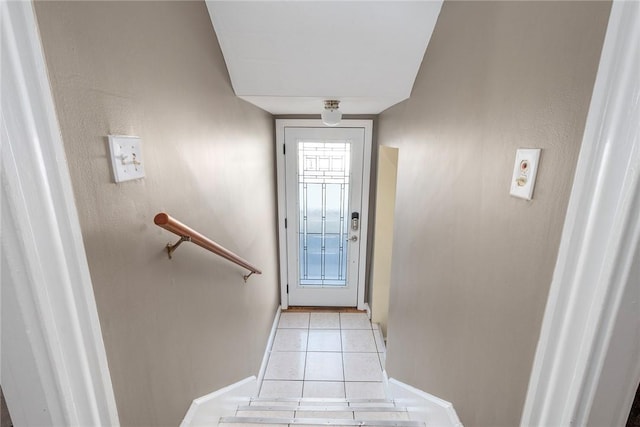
left=283, top=306, right=366, bottom=313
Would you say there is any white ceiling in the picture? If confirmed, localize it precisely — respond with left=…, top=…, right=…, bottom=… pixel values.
left=205, top=1, right=442, bottom=115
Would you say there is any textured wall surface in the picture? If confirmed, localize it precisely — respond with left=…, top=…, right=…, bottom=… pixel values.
left=35, top=2, right=279, bottom=426
left=378, top=2, right=611, bottom=426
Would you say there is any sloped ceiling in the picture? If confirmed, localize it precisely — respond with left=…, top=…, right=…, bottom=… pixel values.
left=206, top=1, right=442, bottom=115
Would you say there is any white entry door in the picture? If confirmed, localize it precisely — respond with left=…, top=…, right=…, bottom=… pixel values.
left=277, top=121, right=372, bottom=308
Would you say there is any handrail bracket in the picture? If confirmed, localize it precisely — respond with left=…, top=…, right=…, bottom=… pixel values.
left=166, top=235, right=191, bottom=259
left=243, top=271, right=254, bottom=283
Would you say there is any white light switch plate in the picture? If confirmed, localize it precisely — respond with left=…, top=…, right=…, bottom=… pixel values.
left=108, top=135, right=145, bottom=183
left=510, top=148, right=541, bottom=200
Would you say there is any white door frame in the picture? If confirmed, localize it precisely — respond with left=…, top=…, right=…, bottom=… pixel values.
left=521, top=1, right=640, bottom=425
left=1, top=2, right=119, bottom=425
left=276, top=119, right=373, bottom=310
left=284, top=127, right=365, bottom=307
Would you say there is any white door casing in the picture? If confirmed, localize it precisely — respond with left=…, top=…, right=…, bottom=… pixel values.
left=285, top=127, right=364, bottom=307
left=276, top=120, right=372, bottom=309
left=521, top=1, right=640, bottom=425
left=1, top=1, right=119, bottom=425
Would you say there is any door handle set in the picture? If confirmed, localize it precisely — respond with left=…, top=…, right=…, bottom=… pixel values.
left=348, top=212, right=360, bottom=241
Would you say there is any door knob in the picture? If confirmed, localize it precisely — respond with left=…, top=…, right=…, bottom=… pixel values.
left=347, top=235, right=358, bottom=242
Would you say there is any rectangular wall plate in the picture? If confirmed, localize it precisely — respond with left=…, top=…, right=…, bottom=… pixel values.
left=108, top=135, right=145, bottom=183
left=510, top=148, right=541, bottom=200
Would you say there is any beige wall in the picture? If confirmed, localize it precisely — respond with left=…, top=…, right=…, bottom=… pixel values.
left=377, top=2, right=610, bottom=426
left=370, top=146, right=399, bottom=336
left=35, top=2, right=279, bottom=426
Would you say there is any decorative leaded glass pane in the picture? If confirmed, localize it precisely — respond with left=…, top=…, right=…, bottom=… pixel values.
left=298, top=141, right=350, bottom=286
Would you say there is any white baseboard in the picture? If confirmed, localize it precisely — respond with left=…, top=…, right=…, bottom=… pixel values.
left=388, top=378, right=463, bottom=427
left=180, top=376, right=257, bottom=427
left=256, top=305, right=281, bottom=387
left=364, top=302, right=371, bottom=318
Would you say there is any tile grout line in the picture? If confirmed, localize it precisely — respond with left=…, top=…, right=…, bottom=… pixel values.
left=297, top=313, right=307, bottom=425
left=339, top=312, right=348, bottom=400
left=301, top=313, right=310, bottom=393
left=301, top=313, right=311, bottom=398
left=347, top=315, right=356, bottom=419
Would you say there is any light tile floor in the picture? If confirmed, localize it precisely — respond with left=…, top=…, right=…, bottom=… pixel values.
left=260, top=312, right=387, bottom=400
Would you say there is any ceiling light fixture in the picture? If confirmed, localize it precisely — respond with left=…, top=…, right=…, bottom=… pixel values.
left=321, top=100, right=342, bottom=127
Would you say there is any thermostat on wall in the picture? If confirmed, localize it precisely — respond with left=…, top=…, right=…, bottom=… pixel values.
left=510, top=148, right=541, bottom=200
left=108, top=135, right=145, bottom=183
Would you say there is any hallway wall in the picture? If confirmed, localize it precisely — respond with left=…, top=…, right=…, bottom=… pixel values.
left=377, top=2, right=611, bottom=426
left=34, top=2, right=279, bottom=426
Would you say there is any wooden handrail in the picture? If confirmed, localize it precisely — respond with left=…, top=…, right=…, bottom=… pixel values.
left=153, top=212, right=262, bottom=281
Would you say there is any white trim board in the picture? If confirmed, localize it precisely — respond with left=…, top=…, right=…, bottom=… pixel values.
left=364, top=302, right=372, bottom=319
left=256, top=306, right=281, bottom=387
left=275, top=119, right=373, bottom=310
left=1, top=1, right=119, bottom=425
left=521, top=1, right=640, bottom=425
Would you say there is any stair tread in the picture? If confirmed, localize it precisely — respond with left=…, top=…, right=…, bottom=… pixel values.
left=237, top=405, right=408, bottom=412
left=220, top=416, right=425, bottom=426
left=250, top=397, right=394, bottom=404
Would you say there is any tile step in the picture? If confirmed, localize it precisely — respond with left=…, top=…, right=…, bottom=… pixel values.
left=219, top=416, right=425, bottom=426
left=250, top=397, right=394, bottom=404
left=237, top=405, right=407, bottom=412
